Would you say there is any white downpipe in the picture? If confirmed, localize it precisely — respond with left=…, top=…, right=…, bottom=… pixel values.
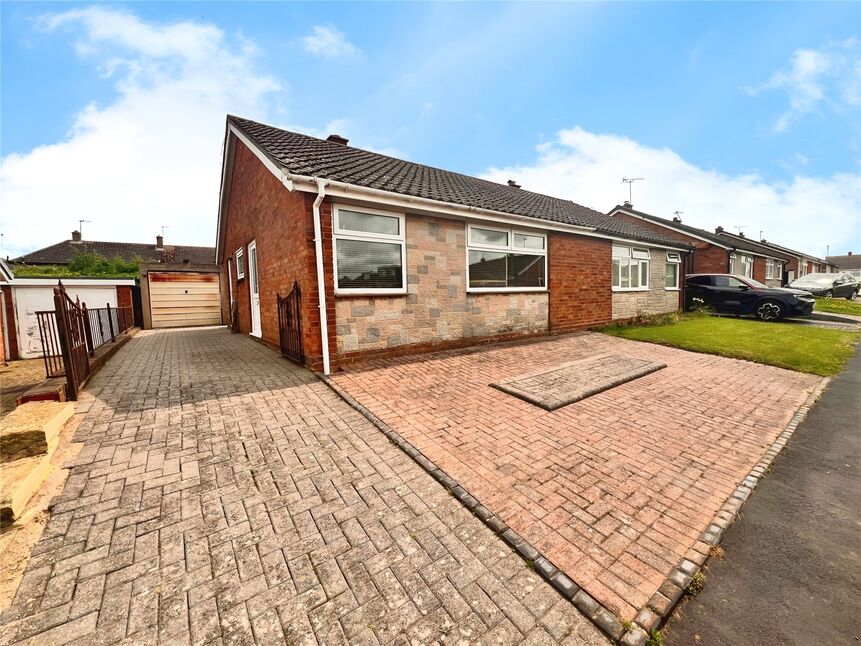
left=312, top=178, right=331, bottom=375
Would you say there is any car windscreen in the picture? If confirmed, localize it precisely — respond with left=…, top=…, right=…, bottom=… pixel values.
left=744, top=278, right=767, bottom=288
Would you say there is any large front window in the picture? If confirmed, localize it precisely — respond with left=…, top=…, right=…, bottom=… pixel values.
left=765, top=259, right=781, bottom=280
left=467, top=225, right=546, bottom=291
left=334, top=207, right=406, bottom=294
left=612, top=246, right=650, bottom=290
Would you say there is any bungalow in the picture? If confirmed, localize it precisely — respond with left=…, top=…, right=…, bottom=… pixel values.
left=215, top=116, right=691, bottom=374
left=749, top=239, right=837, bottom=278
left=609, top=205, right=792, bottom=287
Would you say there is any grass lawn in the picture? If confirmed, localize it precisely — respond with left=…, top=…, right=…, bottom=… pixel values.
left=600, top=314, right=859, bottom=376
left=814, top=298, right=861, bottom=317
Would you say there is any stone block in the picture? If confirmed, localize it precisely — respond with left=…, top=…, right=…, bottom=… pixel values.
left=0, top=454, right=53, bottom=529
left=0, top=401, right=74, bottom=463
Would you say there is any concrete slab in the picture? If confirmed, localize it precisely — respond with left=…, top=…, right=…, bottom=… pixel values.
left=0, top=402, right=74, bottom=463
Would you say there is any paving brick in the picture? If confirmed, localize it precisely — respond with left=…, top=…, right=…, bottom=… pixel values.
left=3, top=328, right=610, bottom=645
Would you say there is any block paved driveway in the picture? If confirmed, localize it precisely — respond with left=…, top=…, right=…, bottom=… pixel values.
left=332, top=333, right=822, bottom=622
left=0, top=328, right=608, bottom=646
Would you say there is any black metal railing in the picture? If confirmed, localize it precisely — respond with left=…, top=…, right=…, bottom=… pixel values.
left=36, top=310, right=64, bottom=378
left=277, top=281, right=303, bottom=364
left=36, top=282, right=137, bottom=398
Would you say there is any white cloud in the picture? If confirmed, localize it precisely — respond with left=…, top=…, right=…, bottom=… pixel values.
left=748, top=39, right=861, bottom=132
left=1, top=7, right=280, bottom=258
left=481, top=127, right=861, bottom=257
left=300, top=25, right=359, bottom=59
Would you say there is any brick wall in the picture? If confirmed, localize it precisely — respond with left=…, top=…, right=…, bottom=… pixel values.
left=691, top=244, right=729, bottom=273
left=753, top=257, right=766, bottom=283
left=220, top=141, right=329, bottom=370
left=611, top=250, right=681, bottom=319
left=548, top=233, right=612, bottom=332
left=333, top=214, right=548, bottom=361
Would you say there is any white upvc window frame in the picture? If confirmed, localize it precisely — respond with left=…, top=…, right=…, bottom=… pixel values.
left=765, top=258, right=781, bottom=280
left=235, top=247, right=245, bottom=280
left=466, top=223, right=547, bottom=293
left=612, top=245, right=651, bottom=292
left=739, top=253, right=754, bottom=278
left=332, top=204, right=407, bottom=296
left=665, top=252, right=681, bottom=290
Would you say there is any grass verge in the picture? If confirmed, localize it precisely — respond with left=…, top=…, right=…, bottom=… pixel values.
left=600, top=313, right=859, bottom=376
left=814, top=297, right=861, bottom=317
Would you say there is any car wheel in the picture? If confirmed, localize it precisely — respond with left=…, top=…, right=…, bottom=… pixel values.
left=850, top=291, right=859, bottom=301
left=824, top=290, right=834, bottom=299
left=755, top=300, right=783, bottom=321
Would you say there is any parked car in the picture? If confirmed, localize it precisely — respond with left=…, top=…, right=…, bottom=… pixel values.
left=685, top=274, right=815, bottom=321
left=788, top=272, right=859, bottom=300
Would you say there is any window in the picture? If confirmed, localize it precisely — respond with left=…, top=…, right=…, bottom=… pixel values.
left=688, top=275, right=712, bottom=286
left=665, top=252, right=681, bottom=289
left=714, top=275, right=746, bottom=288
left=765, top=259, right=780, bottom=280
left=235, top=247, right=245, bottom=279
left=467, top=225, right=546, bottom=291
left=334, top=207, right=406, bottom=294
left=731, top=253, right=753, bottom=278
left=612, top=246, right=650, bottom=290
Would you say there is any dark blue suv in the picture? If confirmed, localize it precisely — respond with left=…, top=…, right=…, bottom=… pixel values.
left=685, top=274, right=815, bottom=321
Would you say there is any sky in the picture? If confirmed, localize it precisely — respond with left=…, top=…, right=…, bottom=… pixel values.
left=1, top=2, right=860, bottom=260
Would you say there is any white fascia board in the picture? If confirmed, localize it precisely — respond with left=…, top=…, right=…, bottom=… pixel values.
left=609, top=207, right=730, bottom=249
left=11, top=278, right=135, bottom=287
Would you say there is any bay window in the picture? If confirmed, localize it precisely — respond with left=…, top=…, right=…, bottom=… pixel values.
left=467, top=225, right=546, bottom=291
left=665, top=252, right=681, bottom=289
left=612, top=246, right=650, bottom=290
left=334, top=206, right=406, bottom=294
left=730, top=253, right=754, bottom=278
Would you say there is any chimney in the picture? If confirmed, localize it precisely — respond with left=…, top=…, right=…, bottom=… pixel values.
left=326, top=134, right=349, bottom=146
left=71, top=230, right=82, bottom=243
left=761, top=238, right=767, bottom=244
left=672, top=215, right=682, bottom=223
left=156, top=234, right=164, bottom=249
left=623, top=200, right=632, bottom=207
left=738, top=231, right=745, bottom=237
left=715, top=226, right=724, bottom=234
left=507, top=179, right=521, bottom=189
left=849, top=251, right=853, bottom=256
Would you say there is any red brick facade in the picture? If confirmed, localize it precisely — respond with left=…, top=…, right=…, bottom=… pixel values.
left=752, top=257, right=766, bottom=283
left=221, top=144, right=685, bottom=371
left=548, top=233, right=612, bottom=333
left=220, top=141, right=330, bottom=370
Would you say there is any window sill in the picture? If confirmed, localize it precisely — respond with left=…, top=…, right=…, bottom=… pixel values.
left=334, top=289, right=407, bottom=298
left=665, top=287, right=680, bottom=291
left=612, top=287, right=651, bottom=292
left=467, top=288, right=548, bottom=294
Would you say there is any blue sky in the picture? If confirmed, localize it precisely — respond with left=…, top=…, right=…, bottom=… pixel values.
left=2, top=2, right=859, bottom=259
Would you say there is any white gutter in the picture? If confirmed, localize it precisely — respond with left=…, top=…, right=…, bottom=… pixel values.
left=312, top=178, right=331, bottom=375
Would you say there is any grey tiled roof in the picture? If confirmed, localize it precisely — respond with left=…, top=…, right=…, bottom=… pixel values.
left=826, top=254, right=861, bottom=270
left=610, top=205, right=792, bottom=258
left=229, top=116, right=691, bottom=249
left=13, top=240, right=215, bottom=266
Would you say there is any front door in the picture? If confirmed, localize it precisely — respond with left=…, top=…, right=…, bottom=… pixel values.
left=248, top=240, right=261, bottom=337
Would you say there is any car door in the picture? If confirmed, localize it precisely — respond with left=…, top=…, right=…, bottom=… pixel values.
left=685, top=276, right=713, bottom=309
left=712, top=275, right=751, bottom=313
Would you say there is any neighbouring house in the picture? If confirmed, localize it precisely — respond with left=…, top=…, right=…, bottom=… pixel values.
left=12, top=231, right=215, bottom=266
left=0, top=259, right=14, bottom=363
left=826, top=252, right=861, bottom=279
left=609, top=205, right=793, bottom=286
left=215, top=116, right=691, bottom=374
left=12, top=233, right=220, bottom=334
left=3, top=277, right=136, bottom=359
left=743, top=238, right=836, bottom=279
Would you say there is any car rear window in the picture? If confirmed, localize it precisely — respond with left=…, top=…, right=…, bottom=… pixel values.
left=687, top=276, right=712, bottom=286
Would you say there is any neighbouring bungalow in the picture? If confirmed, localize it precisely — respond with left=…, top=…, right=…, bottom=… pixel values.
left=609, top=204, right=794, bottom=287
left=826, top=251, right=861, bottom=279
left=748, top=238, right=838, bottom=278
left=215, top=116, right=692, bottom=374
left=10, top=231, right=222, bottom=334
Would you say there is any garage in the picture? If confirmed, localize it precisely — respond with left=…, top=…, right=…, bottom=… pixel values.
left=147, top=271, right=221, bottom=329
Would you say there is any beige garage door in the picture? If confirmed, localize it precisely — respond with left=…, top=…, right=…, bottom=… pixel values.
left=149, top=272, right=221, bottom=329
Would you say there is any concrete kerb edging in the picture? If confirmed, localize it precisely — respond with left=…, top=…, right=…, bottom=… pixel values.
left=318, top=371, right=830, bottom=646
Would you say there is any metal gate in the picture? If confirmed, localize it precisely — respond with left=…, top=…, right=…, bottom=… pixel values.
left=277, top=281, right=303, bottom=364
left=52, top=283, right=91, bottom=400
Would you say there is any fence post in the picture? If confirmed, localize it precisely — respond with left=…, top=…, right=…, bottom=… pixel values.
left=81, top=302, right=95, bottom=356
left=54, top=284, right=77, bottom=400
left=107, top=302, right=115, bottom=341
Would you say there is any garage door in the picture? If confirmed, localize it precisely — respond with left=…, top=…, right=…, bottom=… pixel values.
left=149, top=272, right=221, bottom=329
